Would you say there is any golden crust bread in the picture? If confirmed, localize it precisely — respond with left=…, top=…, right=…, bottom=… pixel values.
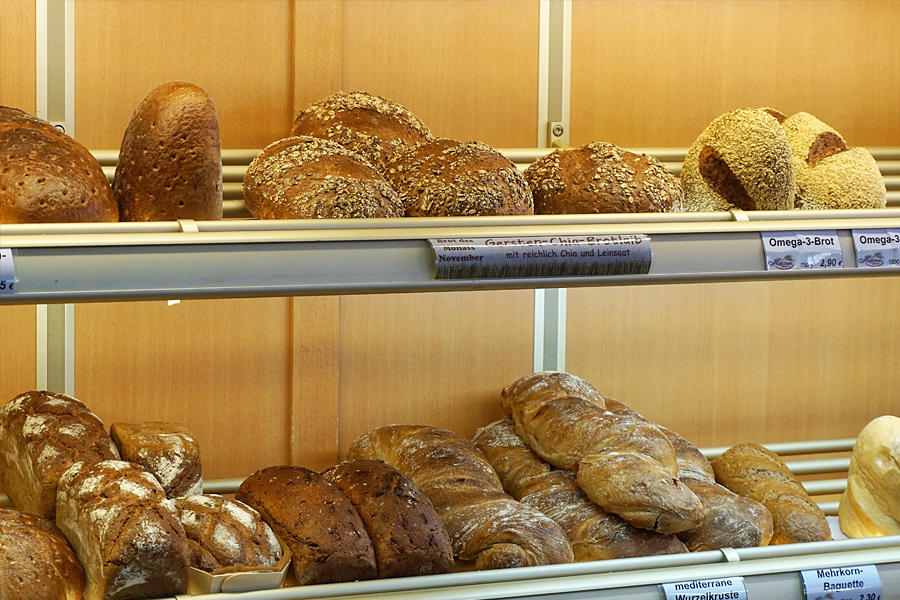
left=839, top=416, right=900, bottom=537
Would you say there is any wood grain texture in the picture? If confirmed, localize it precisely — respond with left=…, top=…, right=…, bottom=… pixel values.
left=570, top=0, right=900, bottom=147
left=0, top=305, right=35, bottom=403
left=292, top=0, right=342, bottom=119
left=0, top=0, right=35, bottom=111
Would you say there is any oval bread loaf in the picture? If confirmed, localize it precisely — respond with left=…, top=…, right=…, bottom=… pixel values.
left=839, top=415, right=900, bottom=537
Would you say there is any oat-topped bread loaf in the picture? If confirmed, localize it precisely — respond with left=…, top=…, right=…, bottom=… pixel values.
left=110, top=422, right=202, bottom=498
left=839, top=416, right=900, bottom=538
left=236, top=466, right=377, bottom=586
left=0, top=507, right=85, bottom=600
left=114, top=81, right=223, bottom=221
left=781, top=112, right=886, bottom=210
left=174, top=494, right=283, bottom=572
left=386, top=138, right=534, bottom=217
left=290, top=91, right=433, bottom=173
left=0, top=390, right=120, bottom=519
left=0, top=106, right=118, bottom=223
left=322, top=458, right=454, bottom=578
left=681, top=108, right=794, bottom=212
left=525, top=142, right=681, bottom=214
left=243, top=135, right=403, bottom=219
left=56, top=460, right=189, bottom=600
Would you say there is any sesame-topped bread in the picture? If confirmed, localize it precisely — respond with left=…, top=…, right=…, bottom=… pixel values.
left=174, top=495, right=282, bottom=572
left=242, top=135, right=403, bottom=219
left=524, top=142, right=681, bottom=214
left=110, top=422, right=202, bottom=498
left=781, top=112, right=886, bottom=210
left=55, top=460, right=189, bottom=600
left=681, top=108, right=795, bottom=212
left=0, top=390, right=120, bottom=519
left=290, top=91, right=433, bottom=173
left=386, top=138, right=534, bottom=217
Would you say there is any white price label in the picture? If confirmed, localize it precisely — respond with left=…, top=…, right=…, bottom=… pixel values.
left=0, top=248, right=16, bottom=294
left=800, top=564, right=882, bottom=600
left=660, top=577, right=747, bottom=600
left=851, top=229, right=900, bottom=268
left=760, top=230, right=843, bottom=270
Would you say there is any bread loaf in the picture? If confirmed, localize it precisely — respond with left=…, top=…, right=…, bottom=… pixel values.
left=174, top=494, right=282, bottom=572
left=0, top=106, right=118, bottom=223
left=55, top=460, right=189, bottom=600
left=290, top=91, right=433, bottom=173
left=839, top=415, right=900, bottom=537
left=524, top=142, right=682, bottom=214
left=500, top=372, right=704, bottom=534
left=385, top=138, right=534, bottom=217
left=0, top=507, right=85, bottom=600
left=473, top=418, right=688, bottom=561
left=349, top=424, right=573, bottom=569
left=110, top=422, right=202, bottom=498
left=242, top=135, right=403, bottom=219
left=322, top=458, right=454, bottom=578
left=113, top=82, right=223, bottom=221
left=235, top=466, right=377, bottom=585
left=681, top=108, right=794, bottom=212
left=0, top=390, right=120, bottom=519
left=711, top=443, right=831, bottom=544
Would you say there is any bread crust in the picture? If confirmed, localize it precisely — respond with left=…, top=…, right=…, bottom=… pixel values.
left=839, top=415, right=900, bottom=537
left=110, top=422, right=202, bottom=498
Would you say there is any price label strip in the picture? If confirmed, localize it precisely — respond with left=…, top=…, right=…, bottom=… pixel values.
left=428, top=235, right=651, bottom=280
left=660, top=576, right=747, bottom=600
left=0, top=248, right=16, bottom=295
left=851, top=229, right=900, bottom=268
left=760, top=230, right=843, bottom=271
left=800, top=564, right=882, bottom=600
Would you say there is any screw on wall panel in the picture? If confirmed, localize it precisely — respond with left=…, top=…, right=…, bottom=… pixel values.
left=551, top=123, right=565, bottom=137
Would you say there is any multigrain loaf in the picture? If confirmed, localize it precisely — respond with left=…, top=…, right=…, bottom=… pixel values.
left=110, top=422, right=202, bottom=498
left=839, top=416, right=900, bottom=537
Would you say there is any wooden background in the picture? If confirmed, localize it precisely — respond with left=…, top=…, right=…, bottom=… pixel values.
left=1, top=0, right=898, bottom=480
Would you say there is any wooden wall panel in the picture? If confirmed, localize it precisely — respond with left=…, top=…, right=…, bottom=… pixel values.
left=0, top=305, right=35, bottom=403
left=570, top=0, right=900, bottom=147
left=0, top=0, right=35, bottom=111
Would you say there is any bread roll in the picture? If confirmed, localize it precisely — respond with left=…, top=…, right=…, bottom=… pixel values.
left=0, top=390, right=120, bottom=519
left=782, top=112, right=886, bottom=210
left=235, top=466, right=377, bottom=585
left=110, top=421, right=202, bottom=498
left=681, top=108, right=794, bottom=212
left=386, top=138, right=533, bottom=217
left=55, top=460, right=188, bottom=600
left=839, top=415, right=900, bottom=537
left=525, top=142, right=682, bottom=214
left=711, top=443, right=831, bottom=544
left=242, top=135, right=403, bottom=219
left=0, top=507, right=85, bottom=600
left=0, top=106, right=118, bottom=223
left=322, top=458, right=454, bottom=578
left=290, top=91, right=433, bottom=173
left=349, top=424, right=573, bottom=569
left=113, top=81, right=223, bottom=221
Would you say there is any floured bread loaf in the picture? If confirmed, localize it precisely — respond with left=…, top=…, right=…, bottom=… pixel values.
left=110, top=421, right=202, bottom=498
left=839, top=415, right=900, bottom=537
left=781, top=112, right=886, bottom=210
left=681, top=108, right=794, bottom=212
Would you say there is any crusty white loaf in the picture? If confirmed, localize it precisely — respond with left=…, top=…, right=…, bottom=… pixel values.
left=839, top=416, right=900, bottom=537
left=110, top=422, right=202, bottom=498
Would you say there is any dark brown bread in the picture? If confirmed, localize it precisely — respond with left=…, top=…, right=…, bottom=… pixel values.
left=0, top=391, right=120, bottom=519
left=55, top=460, right=189, bottom=600
left=110, top=422, right=202, bottom=498
left=0, top=507, right=85, bottom=600
left=0, top=106, right=118, bottom=223
left=243, top=135, right=403, bottom=219
left=322, top=459, right=454, bottom=578
left=236, top=466, right=377, bottom=585
left=113, top=81, right=223, bottom=221
left=525, top=142, right=682, bottom=214
left=386, top=138, right=534, bottom=217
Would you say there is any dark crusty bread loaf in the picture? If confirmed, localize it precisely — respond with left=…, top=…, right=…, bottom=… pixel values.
left=0, top=390, right=120, bottom=519
left=113, top=81, right=223, bottom=221
left=110, top=422, right=202, bottom=498
left=174, top=494, right=282, bottom=572
left=322, top=458, right=454, bottom=578
left=55, top=460, right=188, bottom=600
left=525, top=142, right=682, bottom=214
left=0, top=106, right=118, bottom=223
left=386, top=138, right=534, bottom=217
left=290, top=91, right=433, bottom=173
left=243, top=135, right=403, bottom=219
left=236, top=466, right=377, bottom=585
left=0, top=507, right=85, bottom=600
